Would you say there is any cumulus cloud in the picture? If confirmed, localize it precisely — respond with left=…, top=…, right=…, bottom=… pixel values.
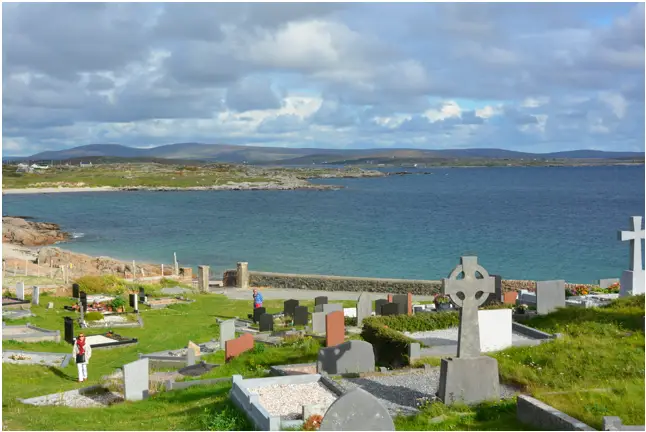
left=1, top=2, right=644, bottom=154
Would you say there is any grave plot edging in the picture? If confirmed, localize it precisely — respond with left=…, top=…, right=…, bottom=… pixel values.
left=2, top=323, right=61, bottom=343
left=512, top=322, right=558, bottom=340
left=516, top=394, right=596, bottom=431
left=3, top=349, right=73, bottom=368
left=165, top=377, right=230, bottom=391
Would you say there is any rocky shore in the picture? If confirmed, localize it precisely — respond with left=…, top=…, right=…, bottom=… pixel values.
left=2, top=217, right=70, bottom=246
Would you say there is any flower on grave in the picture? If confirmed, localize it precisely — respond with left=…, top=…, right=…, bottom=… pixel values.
left=517, top=304, right=529, bottom=311
left=303, top=414, right=323, bottom=431
left=434, top=294, right=450, bottom=304
left=607, top=282, right=621, bottom=293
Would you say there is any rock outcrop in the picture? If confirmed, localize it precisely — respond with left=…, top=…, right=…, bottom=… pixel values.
left=2, top=217, right=70, bottom=246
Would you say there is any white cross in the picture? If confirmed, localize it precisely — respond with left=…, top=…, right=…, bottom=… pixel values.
left=618, top=216, right=645, bottom=272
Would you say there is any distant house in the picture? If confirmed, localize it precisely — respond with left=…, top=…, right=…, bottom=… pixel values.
left=80, top=162, right=93, bottom=167
left=16, top=163, right=33, bottom=173
left=31, top=164, right=49, bottom=170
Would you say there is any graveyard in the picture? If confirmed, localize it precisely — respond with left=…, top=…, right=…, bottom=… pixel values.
left=2, top=218, right=645, bottom=431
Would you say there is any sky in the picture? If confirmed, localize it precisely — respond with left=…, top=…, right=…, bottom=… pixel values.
left=2, top=2, right=645, bottom=155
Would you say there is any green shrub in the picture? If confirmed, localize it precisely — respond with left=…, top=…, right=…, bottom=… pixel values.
left=74, top=275, right=127, bottom=294
left=84, top=312, right=104, bottom=322
left=361, top=318, right=420, bottom=368
left=111, top=296, right=127, bottom=310
left=365, top=311, right=460, bottom=332
left=481, top=302, right=515, bottom=310
left=344, top=316, right=357, bottom=327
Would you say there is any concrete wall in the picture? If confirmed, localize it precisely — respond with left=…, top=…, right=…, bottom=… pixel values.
left=222, top=269, right=597, bottom=295
left=516, top=395, right=595, bottom=431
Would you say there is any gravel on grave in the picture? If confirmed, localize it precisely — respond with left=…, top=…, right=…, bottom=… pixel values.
left=338, top=368, right=519, bottom=416
left=21, top=387, right=123, bottom=408
left=248, top=382, right=337, bottom=420
left=404, top=328, right=537, bottom=346
left=2, top=351, right=66, bottom=366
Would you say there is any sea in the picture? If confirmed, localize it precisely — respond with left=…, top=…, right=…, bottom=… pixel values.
left=2, top=165, right=644, bottom=283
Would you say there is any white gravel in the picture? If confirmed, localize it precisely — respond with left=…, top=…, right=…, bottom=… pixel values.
left=248, top=382, right=338, bottom=420
left=20, top=387, right=123, bottom=408
left=85, top=335, right=119, bottom=345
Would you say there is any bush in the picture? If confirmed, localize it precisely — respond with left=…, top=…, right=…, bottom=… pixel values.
left=365, top=311, right=460, bottom=332
left=111, top=296, right=127, bottom=310
left=74, top=275, right=127, bottom=294
left=84, top=311, right=104, bottom=322
left=361, top=318, right=420, bottom=368
left=481, top=302, right=515, bottom=310
left=344, top=316, right=357, bottom=327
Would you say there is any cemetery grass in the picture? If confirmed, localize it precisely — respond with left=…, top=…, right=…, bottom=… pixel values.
left=1, top=293, right=338, bottom=430
left=492, top=295, right=645, bottom=429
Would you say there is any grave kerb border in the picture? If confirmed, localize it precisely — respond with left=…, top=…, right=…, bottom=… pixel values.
left=3, top=349, right=72, bottom=368
left=2, top=323, right=61, bottom=342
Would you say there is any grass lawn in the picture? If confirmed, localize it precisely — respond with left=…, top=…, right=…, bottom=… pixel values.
left=3, top=287, right=644, bottom=431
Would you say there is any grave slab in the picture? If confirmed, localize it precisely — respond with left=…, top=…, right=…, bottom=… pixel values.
left=3, top=350, right=72, bottom=367
left=220, top=319, right=236, bottom=349
left=226, top=333, right=254, bottom=362
left=325, top=311, right=345, bottom=347
left=317, top=340, right=375, bottom=375
left=356, top=293, right=372, bottom=326
left=312, top=312, right=326, bottom=334
left=536, top=280, right=566, bottom=315
left=259, top=314, right=274, bottom=332
left=284, top=299, right=299, bottom=317
left=294, top=306, right=308, bottom=326
left=122, top=358, right=150, bottom=401
left=2, top=323, right=60, bottom=343
left=320, top=387, right=394, bottom=431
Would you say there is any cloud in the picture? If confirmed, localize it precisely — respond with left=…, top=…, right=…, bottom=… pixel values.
left=2, top=2, right=644, bottom=155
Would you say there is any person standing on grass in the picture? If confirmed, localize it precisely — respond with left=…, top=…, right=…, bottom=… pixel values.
left=252, top=288, right=263, bottom=309
left=73, top=333, right=92, bottom=382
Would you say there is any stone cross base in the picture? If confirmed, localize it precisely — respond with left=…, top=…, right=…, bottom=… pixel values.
left=620, top=270, right=645, bottom=297
left=437, top=356, right=500, bottom=405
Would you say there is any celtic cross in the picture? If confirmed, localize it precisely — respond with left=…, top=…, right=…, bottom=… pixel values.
left=618, top=216, right=645, bottom=272
left=442, top=256, right=495, bottom=358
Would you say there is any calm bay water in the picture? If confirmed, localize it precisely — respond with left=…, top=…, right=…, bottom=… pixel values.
left=3, top=166, right=644, bottom=283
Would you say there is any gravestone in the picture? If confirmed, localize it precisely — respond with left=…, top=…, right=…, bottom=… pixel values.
left=325, top=311, right=345, bottom=347
left=294, top=306, right=308, bottom=326
left=47, top=301, right=54, bottom=309
left=387, top=294, right=393, bottom=303
left=122, top=358, right=150, bottom=401
left=315, top=296, right=328, bottom=306
left=283, top=299, right=299, bottom=317
left=374, top=299, right=388, bottom=315
left=618, top=216, right=645, bottom=296
left=392, top=294, right=409, bottom=315
left=236, top=262, right=249, bottom=289
left=219, top=319, right=236, bottom=349
left=198, top=265, right=209, bottom=293
left=408, top=343, right=421, bottom=363
left=484, top=274, right=502, bottom=306
left=79, top=291, right=87, bottom=312
left=381, top=303, right=399, bottom=316
left=437, top=256, right=500, bottom=405
left=319, top=387, right=394, bottom=431
left=64, top=316, right=74, bottom=344
left=503, top=291, right=518, bottom=304
left=16, top=282, right=25, bottom=300
left=72, top=283, right=80, bottom=299
left=253, top=307, right=266, bottom=323
left=186, top=345, right=196, bottom=366
left=322, top=303, right=343, bottom=314
left=31, top=286, right=40, bottom=305
left=312, top=312, right=326, bottom=333
left=598, top=278, right=620, bottom=289
left=259, top=313, right=274, bottom=332
left=129, top=293, right=139, bottom=309
left=317, top=340, right=376, bottom=375
left=139, top=287, right=145, bottom=301
left=536, top=280, right=566, bottom=315
left=225, top=333, right=254, bottom=362
left=356, top=293, right=372, bottom=326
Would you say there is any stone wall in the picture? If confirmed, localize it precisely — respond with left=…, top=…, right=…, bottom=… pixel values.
left=223, top=269, right=599, bottom=295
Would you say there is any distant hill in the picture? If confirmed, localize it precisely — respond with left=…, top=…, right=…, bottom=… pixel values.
left=23, top=143, right=645, bottom=165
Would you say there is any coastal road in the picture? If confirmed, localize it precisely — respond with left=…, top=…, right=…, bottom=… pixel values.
left=215, top=287, right=437, bottom=302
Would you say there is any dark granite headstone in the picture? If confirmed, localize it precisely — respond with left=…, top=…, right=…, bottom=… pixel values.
left=283, top=299, right=299, bottom=317
left=72, top=283, right=80, bottom=299
left=79, top=291, right=87, bottom=312
left=129, top=294, right=137, bottom=308
left=253, top=307, right=266, bottom=323
left=259, top=313, right=274, bottom=332
left=381, top=303, right=400, bottom=316
left=64, top=316, right=74, bottom=344
left=294, top=306, right=308, bottom=326
left=315, top=296, right=328, bottom=306
left=374, top=299, right=388, bottom=315
left=392, top=294, right=408, bottom=315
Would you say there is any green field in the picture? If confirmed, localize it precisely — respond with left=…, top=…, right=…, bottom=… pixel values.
left=2, top=284, right=643, bottom=431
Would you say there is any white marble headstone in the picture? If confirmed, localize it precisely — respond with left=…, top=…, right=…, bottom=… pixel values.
left=16, top=282, right=25, bottom=300
left=478, top=309, right=512, bottom=352
left=618, top=216, right=645, bottom=297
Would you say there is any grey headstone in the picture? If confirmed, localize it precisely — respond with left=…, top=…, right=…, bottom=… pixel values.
left=437, top=356, right=500, bottom=405
left=374, top=299, right=388, bottom=315
left=598, top=278, right=620, bottom=289
left=319, top=387, right=394, bottom=431
left=392, top=294, right=409, bottom=315
left=72, top=283, right=80, bottom=299
left=259, top=313, right=274, bottom=332
left=483, top=274, right=502, bottom=306
left=314, top=304, right=324, bottom=313
left=536, top=280, right=566, bottom=315
left=322, top=303, right=343, bottom=314
left=356, top=293, right=372, bottom=327
left=284, top=299, right=299, bottom=317
left=315, top=296, right=328, bottom=306
left=312, top=312, right=326, bottom=334
left=16, top=282, right=25, bottom=300
left=47, top=302, right=54, bottom=309
left=31, top=286, right=40, bottom=305
left=186, top=346, right=196, bottom=366
left=317, top=340, right=376, bottom=375
left=123, top=358, right=150, bottom=401
left=408, top=343, right=421, bottom=364
left=219, top=319, right=236, bottom=349
left=381, top=303, right=399, bottom=316
left=294, top=306, right=308, bottom=326
left=253, top=307, right=266, bottom=323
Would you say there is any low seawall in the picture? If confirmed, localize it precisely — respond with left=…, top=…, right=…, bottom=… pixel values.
left=222, top=269, right=596, bottom=295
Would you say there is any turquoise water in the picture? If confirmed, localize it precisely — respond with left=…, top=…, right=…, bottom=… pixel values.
left=3, top=166, right=644, bottom=283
